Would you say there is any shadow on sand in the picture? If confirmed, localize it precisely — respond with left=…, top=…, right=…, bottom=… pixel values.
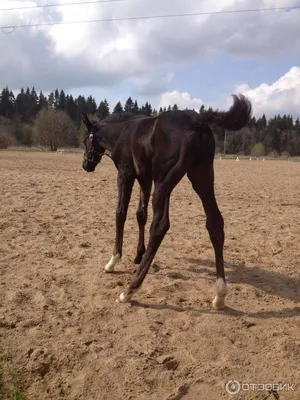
left=129, top=257, right=300, bottom=320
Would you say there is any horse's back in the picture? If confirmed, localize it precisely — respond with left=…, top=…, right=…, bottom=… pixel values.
left=125, top=110, right=214, bottom=178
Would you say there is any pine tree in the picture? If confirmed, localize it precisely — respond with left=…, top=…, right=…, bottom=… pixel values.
left=65, top=95, right=77, bottom=120
left=113, top=101, right=123, bottom=113
left=98, top=99, right=110, bottom=120
left=30, top=87, right=38, bottom=118
left=0, top=87, right=15, bottom=119
left=15, top=88, right=25, bottom=120
left=22, top=87, right=35, bottom=122
left=249, top=116, right=257, bottom=128
left=124, top=97, right=134, bottom=112
left=142, top=102, right=152, bottom=116
left=86, top=95, right=97, bottom=115
left=133, top=100, right=139, bottom=114
left=54, top=89, right=60, bottom=110
left=37, top=91, right=48, bottom=113
left=48, top=92, right=54, bottom=109
left=76, top=95, right=87, bottom=121
left=59, top=90, right=66, bottom=111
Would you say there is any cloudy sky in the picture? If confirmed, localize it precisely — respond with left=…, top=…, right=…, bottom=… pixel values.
left=0, top=0, right=300, bottom=118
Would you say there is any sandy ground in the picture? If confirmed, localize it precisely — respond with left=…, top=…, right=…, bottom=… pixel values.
left=0, top=151, right=300, bottom=400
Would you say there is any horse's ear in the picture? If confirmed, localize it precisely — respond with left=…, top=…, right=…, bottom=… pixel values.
left=81, top=112, right=92, bottom=130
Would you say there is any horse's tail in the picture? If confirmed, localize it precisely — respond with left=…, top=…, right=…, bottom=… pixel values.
left=196, top=94, right=252, bottom=131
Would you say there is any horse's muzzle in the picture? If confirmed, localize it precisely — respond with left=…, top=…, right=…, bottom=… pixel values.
left=82, top=160, right=96, bottom=172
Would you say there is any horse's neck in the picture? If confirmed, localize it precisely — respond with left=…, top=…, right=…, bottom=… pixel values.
left=98, top=125, right=120, bottom=153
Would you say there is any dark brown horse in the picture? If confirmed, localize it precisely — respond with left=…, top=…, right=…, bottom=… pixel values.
left=81, top=94, right=252, bottom=309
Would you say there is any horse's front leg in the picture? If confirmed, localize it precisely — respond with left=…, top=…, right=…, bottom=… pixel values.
left=118, top=182, right=171, bottom=302
left=104, top=172, right=135, bottom=272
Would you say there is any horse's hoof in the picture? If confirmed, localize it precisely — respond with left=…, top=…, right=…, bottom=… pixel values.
left=104, top=264, right=115, bottom=273
left=134, top=252, right=144, bottom=264
left=212, top=295, right=225, bottom=310
left=104, top=254, right=120, bottom=273
left=117, top=292, right=132, bottom=303
left=212, top=278, right=228, bottom=309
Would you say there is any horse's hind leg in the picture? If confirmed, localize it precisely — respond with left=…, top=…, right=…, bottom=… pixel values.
left=134, top=178, right=152, bottom=264
left=104, top=172, right=134, bottom=272
left=187, top=164, right=228, bottom=309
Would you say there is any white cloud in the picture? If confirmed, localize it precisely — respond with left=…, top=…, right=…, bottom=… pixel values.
left=235, top=66, right=300, bottom=118
left=0, top=0, right=300, bottom=91
left=158, top=66, right=300, bottom=118
left=159, top=90, right=204, bottom=110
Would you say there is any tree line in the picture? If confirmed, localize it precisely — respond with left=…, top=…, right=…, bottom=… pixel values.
left=0, top=86, right=299, bottom=156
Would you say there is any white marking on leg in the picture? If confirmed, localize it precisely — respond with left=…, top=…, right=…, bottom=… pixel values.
left=212, top=278, right=228, bottom=310
left=104, top=253, right=120, bottom=273
left=116, top=286, right=141, bottom=303
left=118, top=291, right=133, bottom=303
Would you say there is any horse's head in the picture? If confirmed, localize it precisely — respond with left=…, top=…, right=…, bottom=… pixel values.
left=81, top=112, right=106, bottom=172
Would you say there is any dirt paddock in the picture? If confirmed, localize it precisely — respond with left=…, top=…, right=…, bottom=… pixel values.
left=1, top=151, right=300, bottom=400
